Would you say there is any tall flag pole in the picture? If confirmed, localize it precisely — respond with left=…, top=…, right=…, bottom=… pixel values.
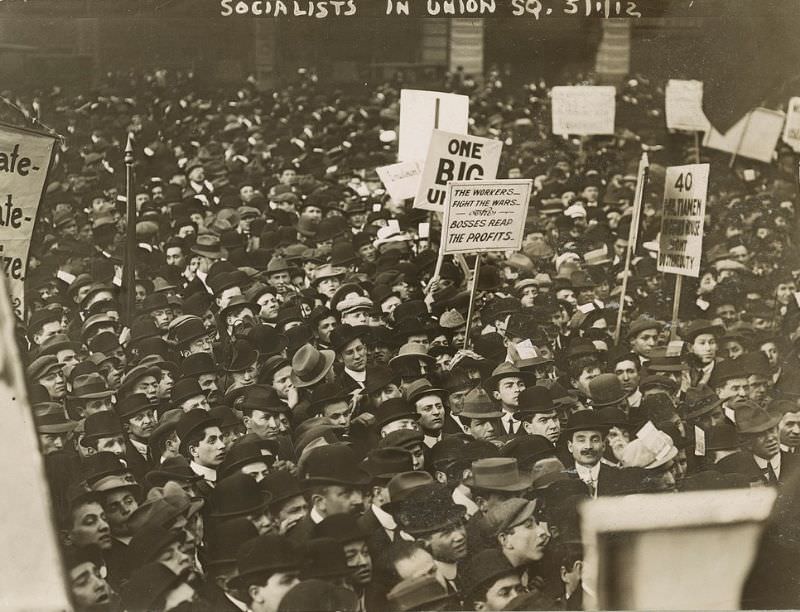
left=124, top=134, right=136, bottom=326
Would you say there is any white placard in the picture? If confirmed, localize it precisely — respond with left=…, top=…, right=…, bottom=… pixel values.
left=703, top=107, right=785, bottom=163
left=657, top=164, right=710, bottom=278
left=551, top=86, right=616, bottom=135
left=665, top=80, right=710, bottom=132
left=441, top=179, right=532, bottom=254
left=398, top=89, right=469, bottom=162
left=413, top=130, right=503, bottom=213
left=376, top=159, right=424, bottom=201
left=783, top=96, right=800, bottom=152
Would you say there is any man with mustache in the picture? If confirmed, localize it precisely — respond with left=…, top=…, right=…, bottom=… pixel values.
left=564, top=410, right=628, bottom=498
left=717, top=400, right=800, bottom=485
left=117, top=393, right=158, bottom=484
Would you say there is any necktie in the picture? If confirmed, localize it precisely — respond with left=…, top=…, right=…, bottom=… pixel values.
left=585, top=477, right=597, bottom=498
left=767, top=463, right=778, bottom=484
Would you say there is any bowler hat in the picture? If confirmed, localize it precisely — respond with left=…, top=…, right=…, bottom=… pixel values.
left=513, top=386, right=556, bottom=419
left=121, top=563, right=185, bottom=612
left=382, top=471, right=434, bottom=514
left=176, top=409, right=221, bottom=455
left=180, top=352, right=217, bottom=378
left=81, top=411, right=123, bottom=446
left=500, top=435, right=556, bottom=469
left=302, top=443, right=369, bottom=487
left=139, top=292, right=171, bottom=314
left=302, top=538, right=353, bottom=580
left=459, top=387, right=503, bottom=419
left=482, top=362, right=535, bottom=393
left=228, top=534, right=302, bottom=590
left=208, top=472, right=271, bottom=518
left=220, top=295, right=257, bottom=321
left=171, top=378, right=205, bottom=406
left=374, top=398, right=419, bottom=429
left=362, top=447, right=413, bottom=481
left=116, top=393, right=155, bottom=421
left=278, top=579, right=359, bottom=612
left=219, top=441, right=276, bottom=480
left=563, top=409, right=610, bottom=435
left=709, top=359, right=749, bottom=389
left=173, top=316, right=212, bottom=347
left=387, top=575, right=456, bottom=612
left=464, top=458, right=533, bottom=492
left=588, top=373, right=627, bottom=407
left=237, top=385, right=287, bottom=415
left=144, top=456, right=202, bottom=489
left=460, top=549, right=520, bottom=598
left=128, top=524, right=183, bottom=570
left=329, top=324, right=370, bottom=352
left=308, top=381, right=348, bottom=410
left=732, top=399, right=781, bottom=434
left=291, top=343, right=336, bottom=388
left=364, top=364, right=399, bottom=395
left=80, top=452, right=132, bottom=487
left=378, top=429, right=424, bottom=452
left=205, top=518, right=258, bottom=568
left=684, top=385, right=724, bottom=420
left=118, top=363, right=161, bottom=395
left=225, top=339, right=259, bottom=372
left=313, top=513, right=368, bottom=544
left=246, top=324, right=288, bottom=357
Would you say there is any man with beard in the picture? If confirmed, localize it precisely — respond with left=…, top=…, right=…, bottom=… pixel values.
left=117, top=393, right=158, bottom=484
left=513, top=386, right=561, bottom=445
left=287, top=444, right=369, bottom=546
left=176, top=409, right=227, bottom=493
left=314, top=514, right=380, bottom=612
left=717, top=400, right=800, bottom=485
left=564, top=410, right=627, bottom=497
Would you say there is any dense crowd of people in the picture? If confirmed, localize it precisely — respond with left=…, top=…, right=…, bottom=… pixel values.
left=13, top=64, right=800, bottom=611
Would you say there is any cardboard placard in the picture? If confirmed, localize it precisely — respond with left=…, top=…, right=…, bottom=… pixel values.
left=657, top=164, right=710, bottom=277
left=665, top=80, right=710, bottom=132
left=398, top=89, right=469, bottom=162
left=703, top=107, right=785, bottom=163
left=441, top=179, right=532, bottom=254
left=0, top=124, right=56, bottom=317
left=414, top=130, right=503, bottom=213
left=376, top=159, right=424, bottom=201
left=551, top=86, right=616, bottom=135
left=783, top=96, right=800, bottom=152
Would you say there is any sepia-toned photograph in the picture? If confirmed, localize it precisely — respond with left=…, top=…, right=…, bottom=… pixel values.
left=0, top=1, right=798, bottom=610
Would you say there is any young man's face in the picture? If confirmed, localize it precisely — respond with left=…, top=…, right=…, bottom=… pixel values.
left=614, top=359, right=640, bottom=394
left=343, top=539, right=372, bottom=586
left=717, top=377, right=750, bottom=403
left=250, top=572, right=300, bottom=612
left=271, top=365, right=295, bottom=400
left=274, top=495, right=309, bottom=532
left=779, top=411, right=800, bottom=449
left=245, top=409, right=282, bottom=440
left=574, top=367, right=601, bottom=397
left=744, top=426, right=780, bottom=460
left=425, top=522, right=468, bottom=563
left=493, top=377, right=525, bottom=408
left=322, top=400, right=353, bottom=428
left=257, top=292, right=280, bottom=322
left=69, top=501, right=112, bottom=550
left=133, top=375, right=159, bottom=402
left=523, top=411, right=561, bottom=444
left=501, top=516, right=550, bottom=562
left=631, top=329, right=658, bottom=357
left=340, top=338, right=367, bottom=372
left=190, top=426, right=227, bottom=467
left=127, top=408, right=157, bottom=440
left=70, top=561, right=112, bottom=609
left=232, top=362, right=259, bottom=387
left=317, top=485, right=364, bottom=516
left=102, top=489, right=139, bottom=537
left=394, top=548, right=441, bottom=583
left=467, top=418, right=498, bottom=442
left=415, top=394, right=445, bottom=433
left=39, top=369, right=66, bottom=399
left=94, top=434, right=126, bottom=458
left=477, top=574, right=525, bottom=612
left=568, top=430, right=604, bottom=467
left=39, top=432, right=67, bottom=455
left=316, top=316, right=337, bottom=344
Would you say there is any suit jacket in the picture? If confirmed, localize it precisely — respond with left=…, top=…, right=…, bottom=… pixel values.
left=567, top=463, right=636, bottom=497
left=358, top=507, right=393, bottom=558
left=716, top=451, right=800, bottom=485
left=199, top=583, right=246, bottom=612
left=124, top=441, right=153, bottom=486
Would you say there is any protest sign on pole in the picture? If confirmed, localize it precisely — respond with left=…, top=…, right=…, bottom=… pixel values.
left=398, top=89, right=469, bottom=163
left=782, top=97, right=800, bottom=152
left=376, top=159, right=424, bottom=201
left=665, top=80, right=710, bottom=132
left=441, top=179, right=532, bottom=255
left=0, top=122, right=55, bottom=319
left=703, top=108, right=784, bottom=163
left=413, top=130, right=502, bottom=213
left=551, top=86, right=616, bottom=135
left=657, top=163, right=710, bottom=340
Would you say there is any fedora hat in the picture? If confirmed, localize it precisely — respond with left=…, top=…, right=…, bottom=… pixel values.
left=278, top=579, right=359, bottom=612
left=596, top=406, right=629, bottom=429
left=118, top=363, right=161, bottom=395
left=237, top=385, right=287, bottom=415
left=208, top=472, right=272, bottom=518
left=482, top=362, right=535, bottom=393
left=127, top=481, right=204, bottom=533
left=732, top=399, right=781, bottom=434
left=38, top=333, right=82, bottom=357
left=513, top=386, right=556, bottom=419
left=291, top=343, right=335, bottom=388
left=459, top=387, right=503, bottom=420
left=404, top=378, right=446, bottom=405
left=329, top=324, right=370, bottom=352
left=260, top=469, right=304, bottom=507
left=173, top=316, right=212, bottom=347
left=122, top=563, right=185, bottom=612
left=378, top=429, right=424, bottom=453
left=388, top=342, right=435, bottom=369
left=364, top=364, right=399, bottom=396
left=219, top=440, right=276, bottom=480
left=464, top=457, right=533, bottom=492
left=588, top=373, right=627, bottom=407
left=170, top=378, right=205, bottom=406
left=374, top=398, right=419, bottom=429
left=139, top=292, right=171, bottom=314
left=81, top=411, right=123, bottom=446
left=309, top=381, right=348, bottom=410
left=302, top=444, right=369, bottom=487
left=266, top=255, right=290, bottom=275
left=116, top=393, right=155, bottom=421
left=312, top=264, right=347, bottom=285
left=34, top=404, right=77, bottom=435
left=144, top=456, right=202, bottom=489
left=301, top=538, right=353, bottom=580
left=26, top=355, right=61, bottom=382
left=486, top=497, right=537, bottom=536
left=563, top=409, right=610, bottom=436
left=227, top=534, right=302, bottom=590
left=393, top=483, right=466, bottom=535
left=709, top=359, right=750, bottom=389
left=681, top=319, right=725, bottom=343
left=127, top=319, right=161, bottom=346
left=128, top=524, right=184, bottom=570
left=626, top=316, right=662, bottom=339
left=362, top=447, right=414, bottom=481
left=387, top=576, right=456, bottom=612
left=246, top=324, right=288, bottom=358
left=460, top=549, right=520, bottom=599
left=219, top=295, right=257, bottom=320
left=176, top=409, right=221, bottom=455
left=382, top=471, right=435, bottom=514
left=69, top=372, right=114, bottom=400
left=224, top=339, right=259, bottom=372
left=190, top=234, right=222, bottom=258
left=312, top=513, right=369, bottom=545
left=500, top=435, right=556, bottom=469
left=684, top=384, right=724, bottom=420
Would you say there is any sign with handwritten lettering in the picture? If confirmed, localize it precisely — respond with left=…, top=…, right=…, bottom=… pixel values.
left=376, top=159, right=424, bottom=201
left=703, top=107, right=785, bottom=163
left=398, top=89, right=469, bottom=163
left=657, top=164, right=709, bottom=277
left=551, top=86, right=616, bottom=135
left=0, top=124, right=55, bottom=318
left=413, top=130, right=502, bottom=213
left=783, top=97, right=800, bottom=152
left=442, top=179, right=532, bottom=254
left=665, top=80, right=710, bottom=132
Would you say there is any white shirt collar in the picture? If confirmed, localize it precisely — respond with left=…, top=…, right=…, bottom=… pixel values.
left=575, top=462, right=601, bottom=483
left=627, top=389, right=642, bottom=408
left=423, top=433, right=441, bottom=448
left=129, top=438, right=148, bottom=458
left=310, top=506, right=326, bottom=524
left=344, top=367, right=366, bottom=383
left=189, top=460, right=217, bottom=483
left=452, top=485, right=479, bottom=519
left=225, top=593, right=248, bottom=612
left=753, top=453, right=781, bottom=477
left=436, top=560, right=457, bottom=581
left=372, top=503, right=397, bottom=531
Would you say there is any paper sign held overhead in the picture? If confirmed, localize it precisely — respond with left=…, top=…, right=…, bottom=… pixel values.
left=398, top=89, right=469, bottom=163
left=441, top=179, right=532, bottom=254
left=0, top=124, right=55, bottom=318
left=657, top=163, right=710, bottom=278
left=414, top=130, right=503, bottom=213
left=665, top=80, right=710, bottom=132
left=783, top=97, right=800, bottom=152
left=376, top=159, right=424, bottom=201
left=551, top=86, right=616, bottom=135
left=703, top=107, right=785, bottom=163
